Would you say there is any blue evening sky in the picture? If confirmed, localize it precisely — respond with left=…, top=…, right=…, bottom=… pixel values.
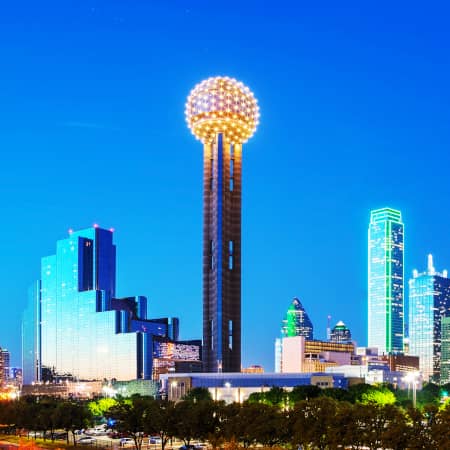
left=1, top=1, right=450, bottom=370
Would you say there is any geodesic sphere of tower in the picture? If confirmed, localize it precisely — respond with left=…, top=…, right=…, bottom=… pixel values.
left=185, top=76, right=260, bottom=144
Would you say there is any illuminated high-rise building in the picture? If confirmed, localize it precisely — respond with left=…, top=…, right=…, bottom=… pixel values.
left=281, top=297, right=314, bottom=339
left=441, top=317, right=450, bottom=384
left=409, top=255, right=450, bottom=382
left=368, top=208, right=404, bottom=354
left=186, top=77, right=259, bottom=372
left=330, top=321, right=352, bottom=344
left=0, top=348, right=10, bottom=385
left=275, top=297, right=313, bottom=372
left=22, top=227, right=182, bottom=384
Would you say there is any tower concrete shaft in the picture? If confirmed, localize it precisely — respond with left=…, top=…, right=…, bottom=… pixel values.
left=203, top=133, right=241, bottom=372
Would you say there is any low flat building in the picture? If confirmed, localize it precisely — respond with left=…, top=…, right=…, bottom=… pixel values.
left=160, top=372, right=348, bottom=403
left=325, top=365, right=422, bottom=390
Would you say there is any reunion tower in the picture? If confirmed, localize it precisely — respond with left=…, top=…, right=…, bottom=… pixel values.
left=186, top=77, right=260, bottom=372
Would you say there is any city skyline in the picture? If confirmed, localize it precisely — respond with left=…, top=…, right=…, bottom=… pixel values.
left=2, top=2, right=450, bottom=371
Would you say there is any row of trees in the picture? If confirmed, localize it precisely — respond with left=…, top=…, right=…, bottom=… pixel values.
left=1, top=383, right=450, bottom=449
left=246, top=382, right=450, bottom=409
left=0, top=396, right=91, bottom=445
left=105, top=392, right=450, bottom=450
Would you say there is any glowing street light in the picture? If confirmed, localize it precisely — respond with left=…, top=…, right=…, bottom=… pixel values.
left=403, top=371, right=420, bottom=408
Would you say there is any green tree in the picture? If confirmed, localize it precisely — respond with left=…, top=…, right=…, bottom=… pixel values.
left=346, top=383, right=375, bottom=403
left=379, top=405, right=409, bottom=450
left=360, top=386, right=396, bottom=405
left=54, top=400, right=92, bottom=446
left=143, top=399, right=177, bottom=450
left=262, top=386, right=287, bottom=407
left=291, top=397, right=338, bottom=450
left=431, top=404, right=450, bottom=449
left=332, top=402, right=366, bottom=450
left=88, top=397, right=117, bottom=418
left=404, top=406, right=434, bottom=449
left=172, top=399, right=216, bottom=445
left=225, top=402, right=283, bottom=447
left=417, top=382, right=440, bottom=407
left=108, top=395, right=152, bottom=450
left=35, top=397, right=58, bottom=441
left=182, top=387, right=212, bottom=402
left=288, top=384, right=321, bottom=406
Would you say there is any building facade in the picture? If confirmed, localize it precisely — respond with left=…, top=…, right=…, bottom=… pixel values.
left=330, top=321, right=352, bottom=344
left=279, top=336, right=354, bottom=373
left=0, top=348, right=10, bottom=385
left=275, top=297, right=314, bottom=372
left=409, top=255, right=450, bottom=382
left=186, top=77, right=259, bottom=372
left=368, top=208, right=404, bottom=354
left=441, top=317, right=450, bottom=384
left=281, top=297, right=314, bottom=339
left=22, top=227, right=191, bottom=385
left=161, top=372, right=348, bottom=403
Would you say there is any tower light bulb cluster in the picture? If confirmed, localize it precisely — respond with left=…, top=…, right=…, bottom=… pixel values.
left=185, top=76, right=260, bottom=144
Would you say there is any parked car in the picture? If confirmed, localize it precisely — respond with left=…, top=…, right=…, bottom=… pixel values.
left=120, top=437, right=135, bottom=447
left=78, top=437, right=97, bottom=445
left=179, top=446, right=196, bottom=450
left=149, top=437, right=161, bottom=444
left=108, top=431, right=121, bottom=439
left=53, top=432, right=68, bottom=440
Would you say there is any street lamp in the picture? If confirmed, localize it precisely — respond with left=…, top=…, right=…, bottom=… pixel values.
left=403, top=371, right=420, bottom=408
left=170, top=381, right=178, bottom=401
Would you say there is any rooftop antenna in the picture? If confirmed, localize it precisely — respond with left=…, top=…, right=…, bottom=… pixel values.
left=428, top=254, right=435, bottom=275
left=327, top=314, right=332, bottom=340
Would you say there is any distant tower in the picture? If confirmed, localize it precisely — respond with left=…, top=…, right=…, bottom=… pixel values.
left=409, top=255, right=450, bottom=382
left=0, top=348, right=10, bottom=385
left=281, top=298, right=314, bottom=339
left=275, top=297, right=313, bottom=371
left=186, top=77, right=260, bottom=372
left=368, top=208, right=404, bottom=354
left=330, top=321, right=352, bottom=344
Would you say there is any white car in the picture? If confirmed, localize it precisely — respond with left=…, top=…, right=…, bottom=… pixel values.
left=78, top=437, right=97, bottom=445
left=120, top=438, right=135, bottom=447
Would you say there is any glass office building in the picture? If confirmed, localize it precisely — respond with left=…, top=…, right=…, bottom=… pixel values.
left=441, top=316, right=450, bottom=384
left=22, top=227, right=178, bottom=385
left=281, top=298, right=314, bottom=339
left=409, top=255, right=450, bottom=382
left=275, top=297, right=313, bottom=372
left=368, top=208, right=404, bottom=354
left=330, top=321, right=352, bottom=344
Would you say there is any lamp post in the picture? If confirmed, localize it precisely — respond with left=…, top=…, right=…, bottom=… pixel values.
left=170, top=381, right=178, bottom=401
left=403, top=371, right=420, bottom=408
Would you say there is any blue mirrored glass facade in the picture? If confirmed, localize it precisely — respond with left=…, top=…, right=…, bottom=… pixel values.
left=409, top=255, right=450, bottom=382
left=368, top=208, right=404, bottom=354
left=22, top=227, right=179, bottom=384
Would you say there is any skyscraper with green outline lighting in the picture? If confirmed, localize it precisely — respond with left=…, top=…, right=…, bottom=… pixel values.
left=368, top=208, right=404, bottom=354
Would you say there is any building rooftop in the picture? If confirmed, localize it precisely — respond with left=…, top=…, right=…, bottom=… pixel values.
left=370, top=207, right=402, bottom=223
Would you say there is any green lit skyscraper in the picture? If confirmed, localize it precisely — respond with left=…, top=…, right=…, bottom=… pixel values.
left=281, top=298, right=314, bottom=339
left=275, top=297, right=313, bottom=372
left=368, top=208, right=404, bottom=354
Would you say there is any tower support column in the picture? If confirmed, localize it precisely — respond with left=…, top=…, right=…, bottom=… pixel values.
left=203, top=134, right=241, bottom=372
